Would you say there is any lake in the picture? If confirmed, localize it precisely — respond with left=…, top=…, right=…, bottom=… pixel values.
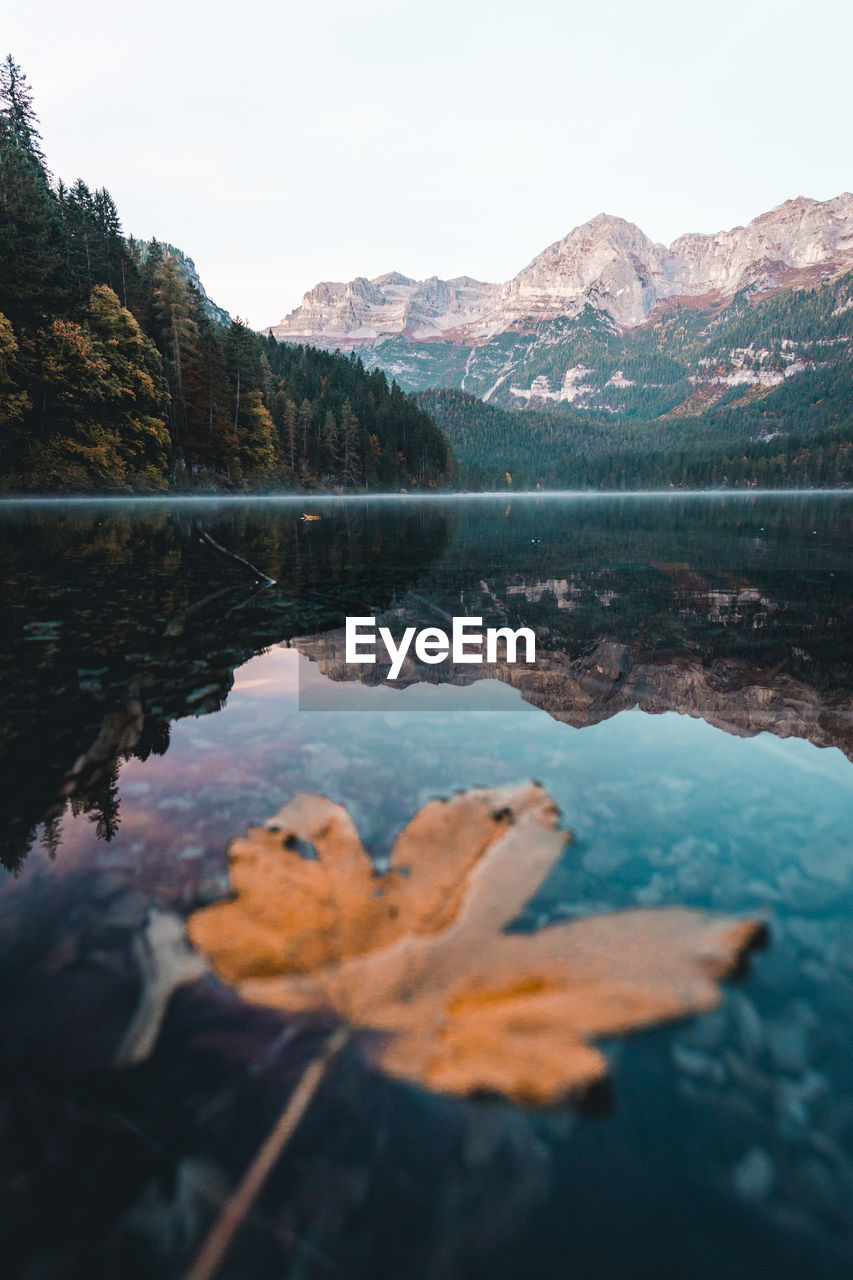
left=2, top=491, right=853, bottom=1279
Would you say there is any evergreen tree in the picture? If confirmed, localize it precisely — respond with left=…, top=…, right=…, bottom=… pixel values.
left=19, top=286, right=170, bottom=489
left=0, top=55, right=453, bottom=494
left=321, top=408, right=340, bottom=473
left=0, top=309, right=30, bottom=467
left=340, top=398, right=360, bottom=483
left=0, top=57, right=64, bottom=324
left=270, top=385, right=298, bottom=476
left=84, top=285, right=171, bottom=482
left=298, top=397, right=313, bottom=460
left=0, top=55, right=44, bottom=159
left=152, top=254, right=199, bottom=444
left=225, top=320, right=277, bottom=482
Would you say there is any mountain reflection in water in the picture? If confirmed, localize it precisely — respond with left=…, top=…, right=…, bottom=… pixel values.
left=1, top=493, right=852, bottom=1280
left=3, top=493, right=851, bottom=869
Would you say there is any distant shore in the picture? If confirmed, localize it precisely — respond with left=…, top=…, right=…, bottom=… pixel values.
left=2, top=487, right=852, bottom=505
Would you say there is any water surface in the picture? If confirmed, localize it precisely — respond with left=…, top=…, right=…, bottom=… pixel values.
left=2, top=493, right=852, bottom=1279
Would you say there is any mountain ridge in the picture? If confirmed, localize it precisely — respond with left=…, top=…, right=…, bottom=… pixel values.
left=268, top=193, right=853, bottom=345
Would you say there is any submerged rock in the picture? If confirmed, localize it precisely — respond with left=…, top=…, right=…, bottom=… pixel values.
left=733, top=1146, right=775, bottom=1199
left=765, top=1017, right=810, bottom=1076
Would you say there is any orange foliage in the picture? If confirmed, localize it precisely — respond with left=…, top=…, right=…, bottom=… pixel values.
left=188, top=784, right=764, bottom=1105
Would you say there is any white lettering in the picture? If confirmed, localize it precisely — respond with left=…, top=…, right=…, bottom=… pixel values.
left=414, top=627, right=450, bottom=663
left=453, top=616, right=484, bottom=664
left=344, top=616, right=536, bottom=672
left=486, top=627, right=536, bottom=663
left=378, top=626, right=417, bottom=680
left=345, top=616, right=376, bottom=663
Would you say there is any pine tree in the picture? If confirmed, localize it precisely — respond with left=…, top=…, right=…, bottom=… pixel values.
left=0, top=55, right=44, bottom=159
left=0, top=309, right=30, bottom=473
left=298, top=397, right=313, bottom=460
left=0, top=60, right=455, bottom=493
left=321, top=408, right=340, bottom=473
left=194, top=309, right=239, bottom=476
left=151, top=255, right=199, bottom=444
left=226, top=320, right=278, bottom=483
left=14, top=284, right=170, bottom=489
left=0, top=56, right=64, bottom=323
left=340, top=398, right=361, bottom=484
left=272, top=388, right=297, bottom=475
left=60, top=178, right=96, bottom=301
left=84, top=284, right=171, bottom=482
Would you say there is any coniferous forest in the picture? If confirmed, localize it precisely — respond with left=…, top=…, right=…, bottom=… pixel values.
left=419, top=375, right=853, bottom=491
left=2, top=54, right=851, bottom=494
left=0, top=57, right=451, bottom=493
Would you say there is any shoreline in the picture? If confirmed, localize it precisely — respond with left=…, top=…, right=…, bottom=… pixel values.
left=1, top=486, right=853, bottom=505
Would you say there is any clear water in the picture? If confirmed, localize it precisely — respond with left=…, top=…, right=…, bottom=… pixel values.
left=2, top=493, right=853, bottom=1279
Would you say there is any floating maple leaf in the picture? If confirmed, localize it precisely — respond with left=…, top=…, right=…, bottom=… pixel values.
left=187, top=783, right=764, bottom=1106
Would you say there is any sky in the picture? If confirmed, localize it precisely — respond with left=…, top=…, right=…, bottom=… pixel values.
left=4, top=0, right=852, bottom=329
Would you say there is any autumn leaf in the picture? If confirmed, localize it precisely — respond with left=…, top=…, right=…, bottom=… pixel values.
left=187, top=783, right=764, bottom=1106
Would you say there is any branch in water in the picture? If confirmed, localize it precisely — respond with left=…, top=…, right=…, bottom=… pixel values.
left=182, top=1026, right=349, bottom=1280
left=195, top=527, right=276, bottom=586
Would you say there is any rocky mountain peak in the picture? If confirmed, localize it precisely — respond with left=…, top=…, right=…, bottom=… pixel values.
left=267, top=193, right=853, bottom=346
left=373, top=271, right=416, bottom=287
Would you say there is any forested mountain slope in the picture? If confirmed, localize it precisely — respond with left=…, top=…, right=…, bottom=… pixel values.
left=420, top=357, right=853, bottom=489
left=270, top=195, right=853, bottom=425
left=0, top=57, right=450, bottom=493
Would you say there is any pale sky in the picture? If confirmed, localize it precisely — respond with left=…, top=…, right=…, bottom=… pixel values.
left=5, top=0, right=851, bottom=328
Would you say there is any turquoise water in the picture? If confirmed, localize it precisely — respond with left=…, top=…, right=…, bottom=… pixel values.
left=1, top=492, right=853, bottom=1278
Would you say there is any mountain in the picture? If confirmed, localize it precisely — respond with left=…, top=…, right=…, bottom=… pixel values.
left=271, top=195, right=853, bottom=342
left=295, top=630, right=853, bottom=763
left=272, top=271, right=497, bottom=345
left=155, top=243, right=232, bottom=327
left=267, top=195, right=853, bottom=418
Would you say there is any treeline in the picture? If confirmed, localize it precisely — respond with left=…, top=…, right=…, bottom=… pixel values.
left=261, top=339, right=451, bottom=488
left=419, top=381, right=853, bottom=489
left=0, top=56, right=450, bottom=492
left=702, top=271, right=853, bottom=359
